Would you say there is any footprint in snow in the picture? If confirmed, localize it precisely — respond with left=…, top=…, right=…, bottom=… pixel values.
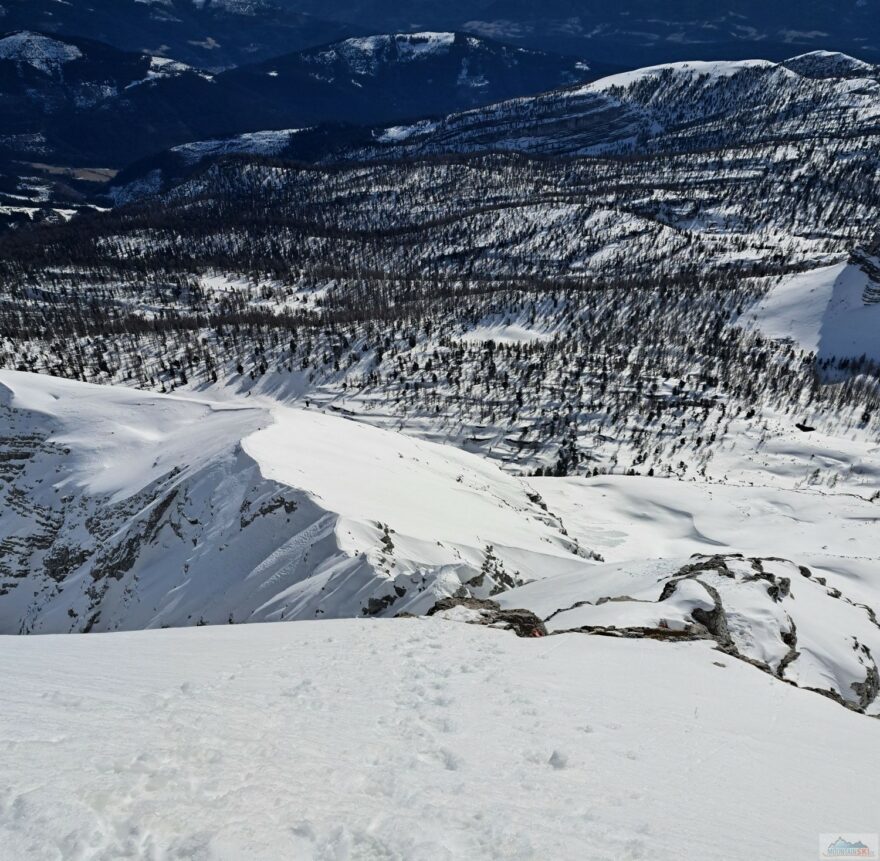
left=548, top=750, right=569, bottom=770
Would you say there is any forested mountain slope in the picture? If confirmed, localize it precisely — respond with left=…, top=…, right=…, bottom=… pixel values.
left=3, top=53, right=879, bottom=489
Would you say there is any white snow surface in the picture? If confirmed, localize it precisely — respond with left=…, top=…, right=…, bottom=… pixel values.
left=585, top=59, right=775, bottom=94
left=531, top=473, right=879, bottom=568
left=742, top=259, right=880, bottom=361
left=0, top=31, right=82, bottom=74
left=499, top=553, right=880, bottom=712
left=2, top=618, right=879, bottom=860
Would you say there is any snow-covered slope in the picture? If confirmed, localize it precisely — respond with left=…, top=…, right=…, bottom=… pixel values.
left=346, top=50, right=880, bottom=160
left=211, top=30, right=601, bottom=134
left=2, top=618, right=879, bottom=859
left=742, top=257, right=880, bottom=363
left=782, top=50, right=878, bottom=79
left=0, top=371, right=590, bottom=633
left=113, top=47, right=880, bottom=198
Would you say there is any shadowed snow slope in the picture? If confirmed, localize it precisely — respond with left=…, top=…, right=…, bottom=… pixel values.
left=0, top=371, right=588, bottom=633
left=743, top=258, right=880, bottom=362
left=1, top=619, right=878, bottom=859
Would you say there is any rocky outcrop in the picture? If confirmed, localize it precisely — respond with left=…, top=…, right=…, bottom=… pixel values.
left=427, top=597, right=547, bottom=638
left=492, top=554, right=880, bottom=716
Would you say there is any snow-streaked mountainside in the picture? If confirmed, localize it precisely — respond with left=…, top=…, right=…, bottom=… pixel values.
left=0, top=370, right=592, bottom=633
left=0, top=29, right=600, bottom=198
left=324, top=50, right=880, bottom=160
left=3, top=619, right=880, bottom=860
left=0, top=31, right=199, bottom=92
left=0, top=31, right=212, bottom=169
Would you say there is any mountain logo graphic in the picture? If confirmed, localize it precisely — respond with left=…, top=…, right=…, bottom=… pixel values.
left=820, top=835, right=879, bottom=859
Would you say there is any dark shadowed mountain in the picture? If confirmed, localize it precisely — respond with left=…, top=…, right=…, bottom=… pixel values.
left=0, top=0, right=359, bottom=69
left=0, top=30, right=605, bottom=170
left=236, top=0, right=880, bottom=66
left=219, top=32, right=617, bottom=129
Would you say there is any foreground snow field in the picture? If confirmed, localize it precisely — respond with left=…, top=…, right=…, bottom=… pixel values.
left=2, top=618, right=879, bottom=861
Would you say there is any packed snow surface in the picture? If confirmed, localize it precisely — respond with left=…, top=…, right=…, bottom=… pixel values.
left=531, top=474, right=879, bottom=569
left=2, top=618, right=879, bottom=860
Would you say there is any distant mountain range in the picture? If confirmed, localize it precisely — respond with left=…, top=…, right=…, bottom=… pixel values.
left=0, top=0, right=358, bottom=69
left=0, top=30, right=605, bottom=169
left=5, top=0, right=880, bottom=69
left=303, top=0, right=880, bottom=65
left=112, top=50, right=880, bottom=197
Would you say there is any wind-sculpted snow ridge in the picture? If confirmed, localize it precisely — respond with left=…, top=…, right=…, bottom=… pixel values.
left=454, top=553, right=880, bottom=715
left=0, top=371, right=593, bottom=633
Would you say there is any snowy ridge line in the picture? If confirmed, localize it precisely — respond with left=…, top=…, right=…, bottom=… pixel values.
left=0, top=371, right=596, bottom=633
